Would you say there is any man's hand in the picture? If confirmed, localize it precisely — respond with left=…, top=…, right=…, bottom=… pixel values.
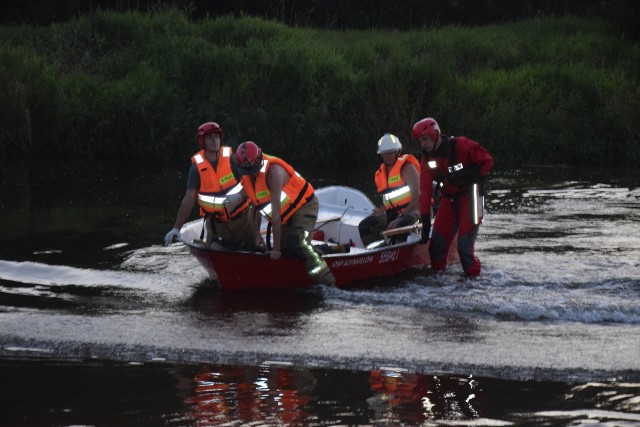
left=164, top=227, right=181, bottom=245
left=268, top=249, right=281, bottom=260
left=387, top=216, right=401, bottom=230
left=372, top=205, right=385, bottom=216
left=420, top=215, right=431, bottom=243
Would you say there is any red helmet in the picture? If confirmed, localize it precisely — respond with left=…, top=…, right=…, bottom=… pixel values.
left=196, top=122, right=223, bottom=148
left=412, top=117, right=440, bottom=141
left=236, top=141, right=263, bottom=175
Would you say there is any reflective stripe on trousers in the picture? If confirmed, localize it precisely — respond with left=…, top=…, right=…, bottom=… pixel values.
left=429, top=194, right=481, bottom=276
left=281, top=197, right=335, bottom=285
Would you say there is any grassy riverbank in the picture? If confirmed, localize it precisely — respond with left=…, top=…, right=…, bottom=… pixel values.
left=1, top=11, right=638, bottom=167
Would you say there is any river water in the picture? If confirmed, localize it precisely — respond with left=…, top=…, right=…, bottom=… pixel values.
left=0, top=159, right=639, bottom=426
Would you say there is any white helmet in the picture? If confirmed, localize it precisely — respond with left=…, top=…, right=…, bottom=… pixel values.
left=376, top=133, right=402, bottom=154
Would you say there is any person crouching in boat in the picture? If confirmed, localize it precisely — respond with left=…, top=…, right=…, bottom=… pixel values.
left=164, top=122, right=255, bottom=248
left=358, top=133, right=421, bottom=248
left=412, top=117, right=494, bottom=276
left=235, top=141, right=336, bottom=287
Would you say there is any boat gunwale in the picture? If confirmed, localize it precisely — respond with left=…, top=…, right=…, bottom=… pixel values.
left=183, top=239, right=419, bottom=259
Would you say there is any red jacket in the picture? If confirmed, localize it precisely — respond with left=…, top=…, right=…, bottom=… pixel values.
left=419, top=136, right=493, bottom=216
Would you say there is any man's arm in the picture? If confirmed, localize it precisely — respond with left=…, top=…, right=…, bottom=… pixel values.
left=418, top=158, right=433, bottom=217
left=164, top=187, right=197, bottom=245
left=172, top=188, right=197, bottom=230
left=418, top=158, right=434, bottom=243
left=253, top=204, right=263, bottom=247
left=401, top=162, right=420, bottom=214
left=266, top=164, right=287, bottom=259
left=463, top=137, right=494, bottom=177
left=387, top=162, right=420, bottom=229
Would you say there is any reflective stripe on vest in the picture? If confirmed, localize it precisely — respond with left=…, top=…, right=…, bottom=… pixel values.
left=192, top=147, right=249, bottom=221
left=374, top=154, right=419, bottom=212
left=382, top=185, right=412, bottom=211
left=197, top=182, right=245, bottom=215
left=241, top=154, right=314, bottom=225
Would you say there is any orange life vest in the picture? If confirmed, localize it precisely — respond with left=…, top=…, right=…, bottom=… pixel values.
left=240, top=154, right=314, bottom=225
left=192, top=147, right=250, bottom=222
left=374, top=154, right=420, bottom=213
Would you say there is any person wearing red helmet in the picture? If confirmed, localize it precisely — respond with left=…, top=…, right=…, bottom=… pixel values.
left=235, top=141, right=336, bottom=287
left=358, top=133, right=421, bottom=247
left=412, top=117, right=493, bottom=276
left=164, top=122, right=255, bottom=247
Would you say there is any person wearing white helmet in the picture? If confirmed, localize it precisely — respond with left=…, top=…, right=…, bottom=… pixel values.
left=412, top=117, right=493, bottom=276
left=358, top=133, right=421, bottom=247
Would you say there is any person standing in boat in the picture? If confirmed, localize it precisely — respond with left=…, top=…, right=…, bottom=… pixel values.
left=358, top=133, right=421, bottom=247
left=164, top=122, right=255, bottom=248
left=234, top=141, right=336, bottom=287
left=412, top=117, right=494, bottom=276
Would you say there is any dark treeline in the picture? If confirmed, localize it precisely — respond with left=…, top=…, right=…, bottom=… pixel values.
left=2, top=0, right=639, bottom=38
left=2, top=13, right=638, bottom=168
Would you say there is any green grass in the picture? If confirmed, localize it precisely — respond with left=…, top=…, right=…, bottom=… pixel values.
left=1, top=11, right=638, bottom=167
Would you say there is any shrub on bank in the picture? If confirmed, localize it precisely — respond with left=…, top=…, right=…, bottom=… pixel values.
left=1, top=11, right=638, bottom=167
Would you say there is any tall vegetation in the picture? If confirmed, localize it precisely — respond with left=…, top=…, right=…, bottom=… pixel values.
left=4, top=0, right=639, bottom=39
left=1, top=11, right=639, bottom=167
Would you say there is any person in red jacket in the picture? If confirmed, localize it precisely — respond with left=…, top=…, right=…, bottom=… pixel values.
left=412, top=117, right=493, bottom=276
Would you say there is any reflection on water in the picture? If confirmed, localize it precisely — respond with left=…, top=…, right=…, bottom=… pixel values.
left=367, top=368, right=483, bottom=424
left=1, top=358, right=637, bottom=426
left=184, top=363, right=486, bottom=426
left=186, top=362, right=316, bottom=425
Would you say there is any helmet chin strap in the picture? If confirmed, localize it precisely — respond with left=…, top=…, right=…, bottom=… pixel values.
left=423, top=135, right=441, bottom=156
left=422, top=142, right=435, bottom=156
left=204, top=147, right=220, bottom=164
